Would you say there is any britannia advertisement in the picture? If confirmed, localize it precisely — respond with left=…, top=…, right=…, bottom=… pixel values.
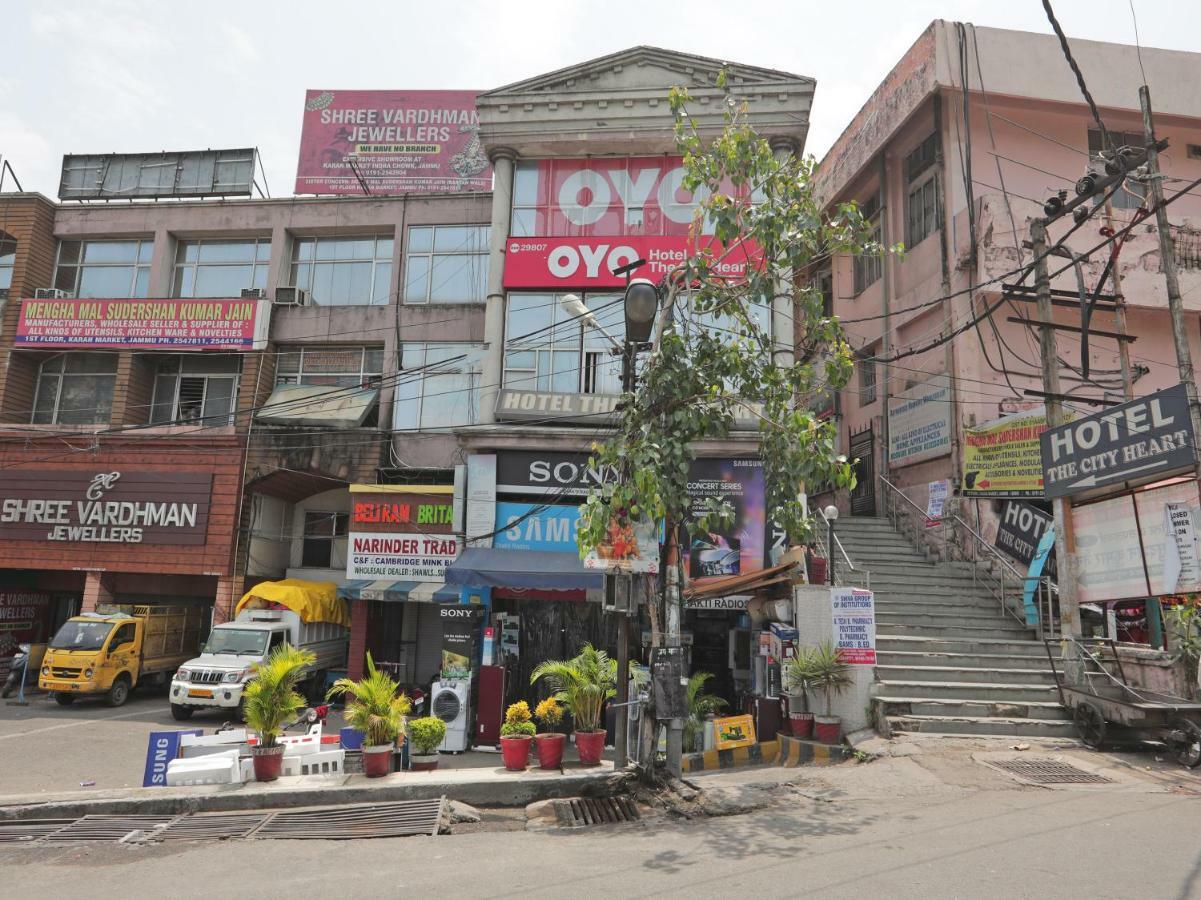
left=295, top=90, right=490, bottom=195
left=963, top=406, right=1067, bottom=497
left=16, top=298, right=270, bottom=351
left=887, top=375, right=952, bottom=467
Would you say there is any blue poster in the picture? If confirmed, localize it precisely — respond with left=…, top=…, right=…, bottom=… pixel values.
left=1021, top=526, right=1056, bottom=626
left=492, top=502, right=581, bottom=552
left=142, top=729, right=202, bottom=787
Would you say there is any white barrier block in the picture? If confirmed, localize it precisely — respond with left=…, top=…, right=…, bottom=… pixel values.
left=166, top=749, right=240, bottom=786
left=279, top=724, right=323, bottom=757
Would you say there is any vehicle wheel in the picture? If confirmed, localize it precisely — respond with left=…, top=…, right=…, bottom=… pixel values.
left=170, top=703, right=194, bottom=721
left=54, top=693, right=76, bottom=706
left=1074, top=702, right=1106, bottom=749
left=107, top=675, right=131, bottom=708
left=1169, top=719, right=1201, bottom=769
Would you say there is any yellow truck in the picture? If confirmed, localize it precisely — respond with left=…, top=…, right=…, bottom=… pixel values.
left=40, top=605, right=205, bottom=707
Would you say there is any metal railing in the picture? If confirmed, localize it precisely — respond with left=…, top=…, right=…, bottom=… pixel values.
left=878, top=475, right=1059, bottom=638
left=816, top=507, right=870, bottom=589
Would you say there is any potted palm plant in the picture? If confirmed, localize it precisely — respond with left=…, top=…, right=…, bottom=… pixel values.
left=531, top=643, right=616, bottom=766
left=683, top=672, right=727, bottom=752
left=784, top=647, right=818, bottom=739
left=242, top=645, right=316, bottom=782
left=326, top=653, right=411, bottom=777
left=500, top=701, right=536, bottom=770
left=809, top=641, right=854, bottom=744
left=407, top=717, right=446, bottom=771
left=533, top=697, right=566, bottom=769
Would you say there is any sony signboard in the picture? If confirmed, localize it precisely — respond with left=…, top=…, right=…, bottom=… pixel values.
left=1040, top=384, right=1196, bottom=499
left=495, top=450, right=617, bottom=498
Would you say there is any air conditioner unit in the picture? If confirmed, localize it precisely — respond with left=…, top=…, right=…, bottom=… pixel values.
left=430, top=679, right=471, bottom=752
left=240, top=288, right=267, bottom=299
left=273, top=287, right=308, bottom=306
left=34, top=288, right=72, bottom=300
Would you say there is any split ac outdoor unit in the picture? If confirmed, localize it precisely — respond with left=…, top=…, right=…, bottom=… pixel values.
left=240, top=288, right=267, bottom=299
left=34, top=288, right=72, bottom=299
left=273, top=287, right=308, bottom=306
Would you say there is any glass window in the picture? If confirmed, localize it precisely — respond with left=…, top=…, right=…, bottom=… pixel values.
left=172, top=239, right=270, bottom=297
left=1088, top=129, right=1148, bottom=210
left=905, top=175, right=940, bottom=249
left=302, top=511, right=349, bottom=568
left=54, top=240, right=151, bottom=298
left=274, top=346, right=383, bottom=388
left=31, top=353, right=118, bottom=425
left=289, top=235, right=393, bottom=306
left=394, top=343, right=483, bottom=431
left=149, top=354, right=241, bottom=425
left=0, top=235, right=15, bottom=292
left=857, top=356, right=877, bottom=406
left=403, top=225, right=488, bottom=304
left=852, top=196, right=882, bottom=295
left=502, top=293, right=627, bottom=395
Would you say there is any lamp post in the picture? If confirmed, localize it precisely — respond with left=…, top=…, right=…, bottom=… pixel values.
left=823, top=504, right=839, bottom=587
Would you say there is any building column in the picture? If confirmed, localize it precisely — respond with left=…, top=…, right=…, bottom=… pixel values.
left=769, top=137, right=798, bottom=369
left=81, top=572, right=115, bottom=613
left=347, top=599, right=370, bottom=680
left=212, top=575, right=242, bottom=625
left=479, top=147, right=517, bottom=424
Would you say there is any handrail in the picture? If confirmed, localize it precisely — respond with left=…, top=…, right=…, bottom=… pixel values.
left=816, top=508, right=870, bottom=589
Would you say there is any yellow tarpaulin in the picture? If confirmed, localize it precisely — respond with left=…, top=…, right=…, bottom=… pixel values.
left=235, top=579, right=350, bottom=627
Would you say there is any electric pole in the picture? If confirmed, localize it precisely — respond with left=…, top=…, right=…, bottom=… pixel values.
left=1103, top=199, right=1135, bottom=401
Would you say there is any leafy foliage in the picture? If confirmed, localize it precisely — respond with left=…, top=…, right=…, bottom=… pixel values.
left=501, top=701, right=536, bottom=737
left=530, top=643, right=617, bottom=733
left=242, top=645, right=315, bottom=748
left=534, top=697, right=565, bottom=734
left=683, top=671, right=728, bottom=751
left=784, top=646, right=820, bottom=713
left=807, top=641, right=855, bottom=716
left=1167, top=603, right=1201, bottom=698
left=408, top=716, right=447, bottom=755
left=326, top=652, right=412, bottom=747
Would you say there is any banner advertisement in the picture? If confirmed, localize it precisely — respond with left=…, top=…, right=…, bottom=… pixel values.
left=925, top=480, right=949, bottom=527
left=831, top=587, right=877, bottom=665
left=16, top=298, right=270, bottom=351
left=887, top=375, right=952, bottom=467
left=295, top=90, right=490, bottom=195
left=583, top=516, right=660, bottom=574
left=465, top=454, right=496, bottom=549
left=712, top=714, right=757, bottom=750
left=0, top=590, right=51, bottom=676
left=963, top=406, right=1067, bottom=497
left=493, top=502, right=581, bottom=553
left=1137, top=481, right=1201, bottom=596
left=350, top=492, right=454, bottom=534
left=495, top=450, right=617, bottom=497
left=346, top=533, right=459, bottom=581
left=686, top=459, right=768, bottom=584
left=142, top=730, right=203, bottom=788
left=1072, top=495, right=1146, bottom=604
left=1162, top=502, right=1199, bottom=594
left=440, top=605, right=484, bottom=679
left=995, top=501, right=1057, bottom=579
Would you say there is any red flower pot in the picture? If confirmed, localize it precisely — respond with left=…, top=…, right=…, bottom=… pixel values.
left=362, top=744, right=395, bottom=777
left=814, top=716, right=842, bottom=744
left=500, top=735, right=532, bottom=771
left=574, top=730, right=606, bottom=766
left=789, top=712, right=815, bottom=739
left=535, top=733, right=566, bottom=769
left=251, top=745, right=284, bottom=782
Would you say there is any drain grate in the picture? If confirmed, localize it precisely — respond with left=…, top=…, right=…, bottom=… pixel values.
left=0, top=819, right=75, bottom=843
left=991, top=758, right=1111, bottom=784
left=250, top=799, right=445, bottom=840
left=155, top=812, right=272, bottom=842
left=41, top=815, right=176, bottom=842
left=564, top=797, right=640, bottom=827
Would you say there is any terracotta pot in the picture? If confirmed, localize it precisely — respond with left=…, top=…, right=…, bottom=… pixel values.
left=574, top=730, right=606, bottom=766
left=251, top=744, right=284, bottom=782
left=500, top=735, right=533, bottom=771
left=535, top=733, right=566, bottom=769
left=814, top=715, right=842, bottom=744
left=789, top=712, right=815, bottom=739
left=362, top=744, right=395, bottom=778
left=410, top=753, right=440, bottom=772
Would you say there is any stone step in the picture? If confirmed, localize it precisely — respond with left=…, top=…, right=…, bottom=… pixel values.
left=869, top=584, right=1002, bottom=600
left=876, top=607, right=1014, bottom=623
left=874, top=679, right=1060, bottom=702
left=876, top=635, right=1050, bottom=657
left=868, top=571, right=988, bottom=587
left=877, top=649, right=1056, bottom=670
left=885, top=713, right=1079, bottom=739
left=873, top=598, right=1010, bottom=614
left=875, top=664, right=1056, bottom=685
left=876, top=623, right=1034, bottom=641
left=878, top=697, right=1070, bottom=721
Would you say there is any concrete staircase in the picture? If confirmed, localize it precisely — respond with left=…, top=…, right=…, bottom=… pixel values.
left=831, top=516, right=1074, bottom=740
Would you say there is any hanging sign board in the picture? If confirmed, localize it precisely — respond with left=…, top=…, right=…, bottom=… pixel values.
left=831, top=587, right=876, bottom=665
left=963, top=406, right=1069, bottom=497
left=887, top=375, right=952, bottom=467
left=994, top=501, right=1057, bottom=579
left=1162, top=502, right=1200, bottom=594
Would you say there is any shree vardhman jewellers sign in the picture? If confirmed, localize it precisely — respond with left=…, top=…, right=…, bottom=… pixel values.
left=0, top=471, right=212, bottom=545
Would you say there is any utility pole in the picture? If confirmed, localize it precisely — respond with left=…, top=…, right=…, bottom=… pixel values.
left=613, top=349, right=635, bottom=770
left=1140, top=84, right=1201, bottom=648
left=1031, top=219, right=1080, bottom=636
left=1103, top=199, right=1135, bottom=401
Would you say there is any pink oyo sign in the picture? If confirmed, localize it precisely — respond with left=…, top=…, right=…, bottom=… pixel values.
left=15, top=298, right=270, bottom=350
left=295, top=90, right=491, bottom=195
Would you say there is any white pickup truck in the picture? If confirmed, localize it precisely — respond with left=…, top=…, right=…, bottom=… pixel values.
left=168, top=607, right=348, bottom=721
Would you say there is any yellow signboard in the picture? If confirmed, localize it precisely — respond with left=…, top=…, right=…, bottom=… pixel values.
left=712, top=714, right=757, bottom=750
left=962, top=407, right=1073, bottom=498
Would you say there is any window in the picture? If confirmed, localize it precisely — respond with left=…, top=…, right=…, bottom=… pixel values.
left=852, top=196, right=882, bottom=295
left=172, top=239, right=270, bottom=297
left=290, top=235, right=393, bottom=306
left=108, top=624, right=136, bottom=650
left=503, top=293, right=626, bottom=395
left=54, top=240, right=151, bottom=298
left=0, top=235, right=15, bottom=292
left=274, top=345, right=383, bottom=388
left=904, top=135, right=940, bottom=248
left=32, top=353, right=118, bottom=425
left=403, top=225, right=488, bottom=304
left=857, top=355, right=877, bottom=406
left=1088, top=129, right=1148, bottom=210
left=395, top=343, right=483, bottom=430
left=302, top=511, right=348, bottom=568
left=150, top=355, right=241, bottom=425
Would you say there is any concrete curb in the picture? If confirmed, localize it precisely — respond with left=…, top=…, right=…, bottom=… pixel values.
left=682, top=739, right=781, bottom=773
left=0, top=766, right=628, bottom=821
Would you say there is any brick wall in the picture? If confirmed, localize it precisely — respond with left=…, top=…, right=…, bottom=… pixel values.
left=0, top=194, right=57, bottom=424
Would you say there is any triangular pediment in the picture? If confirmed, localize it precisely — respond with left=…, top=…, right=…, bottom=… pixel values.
left=483, top=45, right=813, bottom=99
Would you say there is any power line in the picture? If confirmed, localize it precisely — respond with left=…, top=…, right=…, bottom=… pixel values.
left=1041, top=0, right=1112, bottom=151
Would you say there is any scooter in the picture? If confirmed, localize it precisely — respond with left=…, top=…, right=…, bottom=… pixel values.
left=1, top=645, right=31, bottom=699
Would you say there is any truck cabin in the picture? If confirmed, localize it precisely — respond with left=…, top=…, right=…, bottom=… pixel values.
left=49, top=616, right=137, bottom=655
left=201, top=626, right=287, bottom=657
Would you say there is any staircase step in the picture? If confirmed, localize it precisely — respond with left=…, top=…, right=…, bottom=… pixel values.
left=874, top=679, right=1060, bottom=702
left=875, top=664, right=1055, bottom=685
left=877, top=649, right=1056, bottom=670
left=877, top=623, right=1034, bottom=641
left=876, top=635, right=1050, bottom=656
left=876, top=608, right=1015, bottom=623
left=874, top=599, right=1010, bottom=614
left=885, top=713, right=1079, bottom=739
left=878, top=698, right=1070, bottom=721
left=868, top=572, right=990, bottom=587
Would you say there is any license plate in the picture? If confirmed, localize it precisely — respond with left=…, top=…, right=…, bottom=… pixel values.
left=188, top=688, right=213, bottom=699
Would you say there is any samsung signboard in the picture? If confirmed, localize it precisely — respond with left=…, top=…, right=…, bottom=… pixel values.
left=59, top=149, right=256, bottom=201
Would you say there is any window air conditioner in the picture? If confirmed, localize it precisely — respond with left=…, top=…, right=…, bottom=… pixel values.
left=34, top=288, right=72, bottom=300
left=240, top=288, right=267, bottom=299
left=273, top=287, right=308, bottom=306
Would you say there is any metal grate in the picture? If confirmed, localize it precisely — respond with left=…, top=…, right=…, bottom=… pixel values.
left=155, top=812, right=271, bottom=842
left=41, top=815, right=176, bottom=842
left=190, top=669, right=225, bottom=685
left=250, top=799, right=445, bottom=840
left=991, top=758, right=1111, bottom=784
left=564, top=797, right=640, bottom=827
left=0, top=819, right=75, bottom=843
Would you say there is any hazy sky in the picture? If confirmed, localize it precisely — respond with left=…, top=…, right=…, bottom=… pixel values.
left=1, top=0, right=1196, bottom=198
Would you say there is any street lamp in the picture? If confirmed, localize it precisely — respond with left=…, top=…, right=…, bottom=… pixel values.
left=623, top=278, right=659, bottom=345
left=823, top=504, right=839, bottom=587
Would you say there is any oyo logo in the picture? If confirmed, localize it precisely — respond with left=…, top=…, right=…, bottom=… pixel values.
left=547, top=243, right=640, bottom=280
